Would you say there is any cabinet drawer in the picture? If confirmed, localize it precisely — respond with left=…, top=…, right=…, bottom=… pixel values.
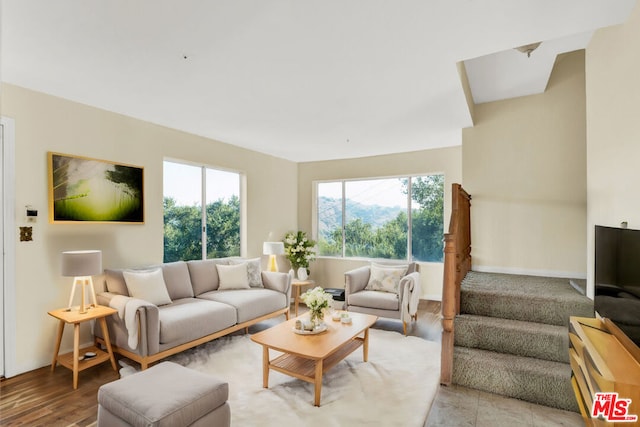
left=570, top=347, right=593, bottom=409
left=569, top=332, right=584, bottom=357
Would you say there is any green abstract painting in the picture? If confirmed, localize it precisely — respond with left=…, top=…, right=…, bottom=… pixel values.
left=49, top=152, right=144, bottom=223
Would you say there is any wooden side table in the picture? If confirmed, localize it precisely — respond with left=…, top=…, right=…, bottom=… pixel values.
left=291, top=279, right=315, bottom=316
left=48, top=305, right=118, bottom=389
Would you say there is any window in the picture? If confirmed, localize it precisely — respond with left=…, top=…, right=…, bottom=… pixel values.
left=316, top=174, right=444, bottom=262
left=163, top=160, right=241, bottom=262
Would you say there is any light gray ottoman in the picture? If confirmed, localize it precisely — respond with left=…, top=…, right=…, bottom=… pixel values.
left=97, top=361, right=230, bottom=427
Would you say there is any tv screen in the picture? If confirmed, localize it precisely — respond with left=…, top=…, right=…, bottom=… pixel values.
left=594, top=225, right=640, bottom=348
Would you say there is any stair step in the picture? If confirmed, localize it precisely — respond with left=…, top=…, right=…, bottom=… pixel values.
left=460, top=272, right=593, bottom=326
left=453, top=346, right=578, bottom=412
left=454, top=314, right=569, bottom=363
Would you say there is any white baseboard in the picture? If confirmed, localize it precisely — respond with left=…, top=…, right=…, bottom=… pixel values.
left=422, top=293, right=442, bottom=302
left=472, top=265, right=586, bottom=280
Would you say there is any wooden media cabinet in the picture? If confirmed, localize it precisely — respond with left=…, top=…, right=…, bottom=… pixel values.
left=569, top=316, right=640, bottom=426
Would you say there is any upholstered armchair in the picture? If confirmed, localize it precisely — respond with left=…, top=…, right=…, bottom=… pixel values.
left=344, top=262, right=421, bottom=335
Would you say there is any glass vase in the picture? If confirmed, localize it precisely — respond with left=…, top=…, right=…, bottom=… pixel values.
left=309, top=309, right=324, bottom=328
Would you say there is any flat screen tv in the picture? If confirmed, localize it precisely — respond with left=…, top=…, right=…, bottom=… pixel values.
left=594, top=225, right=640, bottom=348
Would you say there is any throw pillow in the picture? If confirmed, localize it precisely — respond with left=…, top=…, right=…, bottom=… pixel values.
left=122, top=268, right=172, bottom=306
left=104, top=269, right=129, bottom=296
left=216, top=263, right=251, bottom=290
left=230, top=257, right=263, bottom=288
left=365, top=263, right=409, bottom=294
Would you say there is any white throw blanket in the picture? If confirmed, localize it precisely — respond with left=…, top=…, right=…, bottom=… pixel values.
left=109, top=295, right=147, bottom=349
left=401, top=274, right=421, bottom=323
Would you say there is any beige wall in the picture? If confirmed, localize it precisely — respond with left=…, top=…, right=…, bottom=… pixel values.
left=1, top=84, right=298, bottom=375
left=586, top=2, right=640, bottom=298
left=7, top=5, right=635, bottom=373
left=457, top=62, right=476, bottom=125
left=297, top=146, right=463, bottom=300
left=462, top=50, right=588, bottom=279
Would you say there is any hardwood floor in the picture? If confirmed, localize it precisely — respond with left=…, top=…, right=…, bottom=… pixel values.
left=0, top=300, right=442, bottom=426
left=0, top=358, right=119, bottom=426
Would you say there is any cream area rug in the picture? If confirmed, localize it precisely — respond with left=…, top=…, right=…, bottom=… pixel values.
left=122, top=328, right=441, bottom=426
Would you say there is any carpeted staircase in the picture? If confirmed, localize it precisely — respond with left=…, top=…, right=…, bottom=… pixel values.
left=452, top=271, right=594, bottom=411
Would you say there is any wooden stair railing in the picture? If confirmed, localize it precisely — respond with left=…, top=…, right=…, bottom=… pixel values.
left=440, top=183, right=472, bottom=385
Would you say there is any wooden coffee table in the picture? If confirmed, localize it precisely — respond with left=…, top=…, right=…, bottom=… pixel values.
left=250, top=312, right=377, bottom=406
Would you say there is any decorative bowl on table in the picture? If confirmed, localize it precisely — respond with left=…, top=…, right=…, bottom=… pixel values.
left=293, top=319, right=328, bottom=335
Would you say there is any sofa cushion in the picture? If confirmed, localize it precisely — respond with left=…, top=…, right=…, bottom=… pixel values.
left=158, top=299, right=237, bottom=345
left=365, top=263, right=409, bottom=294
left=123, top=269, right=172, bottom=306
left=229, top=257, right=263, bottom=288
left=157, top=261, right=194, bottom=300
left=216, top=263, right=250, bottom=290
left=348, top=289, right=400, bottom=311
left=187, top=259, right=231, bottom=295
left=105, top=269, right=129, bottom=296
left=198, top=289, right=287, bottom=323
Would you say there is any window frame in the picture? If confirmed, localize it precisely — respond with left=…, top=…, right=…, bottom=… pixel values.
left=163, top=158, right=245, bottom=261
left=313, top=174, right=444, bottom=262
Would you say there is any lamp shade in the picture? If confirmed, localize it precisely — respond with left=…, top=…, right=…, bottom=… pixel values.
left=262, top=242, right=284, bottom=255
left=61, top=250, right=102, bottom=277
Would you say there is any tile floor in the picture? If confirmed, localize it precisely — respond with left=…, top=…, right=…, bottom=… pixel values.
left=425, top=384, right=584, bottom=426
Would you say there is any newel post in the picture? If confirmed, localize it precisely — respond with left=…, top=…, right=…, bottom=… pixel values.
left=440, top=232, right=457, bottom=385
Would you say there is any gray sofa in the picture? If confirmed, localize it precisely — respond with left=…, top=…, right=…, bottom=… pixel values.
left=94, top=258, right=291, bottom=369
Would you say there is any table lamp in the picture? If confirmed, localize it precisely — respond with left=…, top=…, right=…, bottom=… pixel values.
left=262, top=242, right=284, bottom=272
left=62, top=250, right=102, bottom=314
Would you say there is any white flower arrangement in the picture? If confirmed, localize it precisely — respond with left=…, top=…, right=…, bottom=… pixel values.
left=283, top=231, right=316, bottom=270
left=300, top=286, right=333, bottom=318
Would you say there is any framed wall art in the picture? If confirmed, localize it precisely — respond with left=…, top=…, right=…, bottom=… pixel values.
left=48, top=152, right=144, bottom=223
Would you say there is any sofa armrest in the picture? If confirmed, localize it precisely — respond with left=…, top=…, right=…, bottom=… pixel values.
left=344, top=266, right=371, bottom=301
left=261, top=271, right=291, bottom=298
left=95, top=291, right=119, bottom=307
left=399, top=272, right=421, bottom=323
left=95, top=292, right=160, bottom=356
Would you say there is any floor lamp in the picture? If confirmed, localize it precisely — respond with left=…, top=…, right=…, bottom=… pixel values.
left=62, top=250, right=102, bottom=314
left=263, top=242, right=284, bottom=272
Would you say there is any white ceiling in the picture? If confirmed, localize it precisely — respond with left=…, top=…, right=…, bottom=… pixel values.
left=1, top=1, right=636, bottom=162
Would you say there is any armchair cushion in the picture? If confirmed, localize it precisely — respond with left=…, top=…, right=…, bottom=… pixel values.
left=365, top=263, right=409, bottom=294
left=348, top=290, right=399, bottom=311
